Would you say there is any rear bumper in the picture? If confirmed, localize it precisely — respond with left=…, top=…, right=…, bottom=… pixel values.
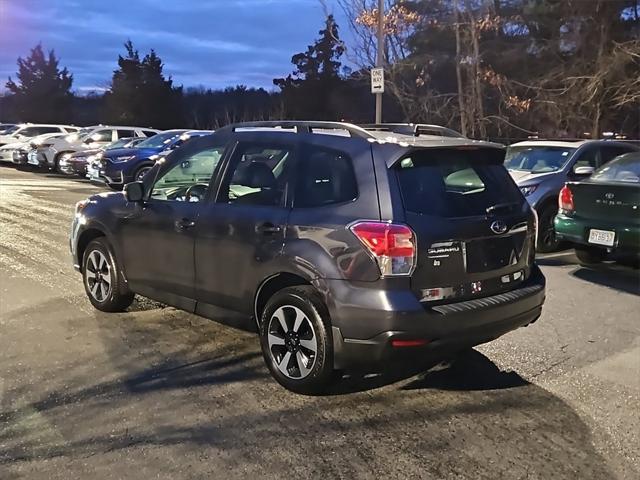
left=555, top=213, right=640, bottom=253
left=328, top=266, right=545, bottom=369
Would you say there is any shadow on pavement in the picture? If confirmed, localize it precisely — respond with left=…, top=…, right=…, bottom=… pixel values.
left=572, top=265, right=640, bottom=296
left=0, top=298, right=618, bottom=479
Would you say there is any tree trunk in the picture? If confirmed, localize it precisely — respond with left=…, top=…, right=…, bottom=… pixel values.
left=454, top=0, right=468, bottom=136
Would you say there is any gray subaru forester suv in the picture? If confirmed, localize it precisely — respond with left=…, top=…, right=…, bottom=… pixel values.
left=71, top=122, right=546, bottom=393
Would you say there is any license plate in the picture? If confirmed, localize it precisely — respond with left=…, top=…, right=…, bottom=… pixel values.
left=588, top=229, right=615, bottom=247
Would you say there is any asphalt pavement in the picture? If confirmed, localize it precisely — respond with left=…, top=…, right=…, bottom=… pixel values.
left=1, top=166, right=639, bottom=479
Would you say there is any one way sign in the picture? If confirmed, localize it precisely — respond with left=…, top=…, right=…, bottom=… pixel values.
left=371, top=68, right=384, bottom=94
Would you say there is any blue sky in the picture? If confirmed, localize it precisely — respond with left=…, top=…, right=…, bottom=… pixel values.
left=0, top=0, right=348, bottom=93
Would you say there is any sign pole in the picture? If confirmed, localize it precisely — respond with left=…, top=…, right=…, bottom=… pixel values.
left=375, top=0, right=384, bottom=124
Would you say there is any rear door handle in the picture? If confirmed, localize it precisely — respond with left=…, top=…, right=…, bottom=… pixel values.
left=175, top=218, right=196, bottom=230
left=256, top=222, right=282, bottom=235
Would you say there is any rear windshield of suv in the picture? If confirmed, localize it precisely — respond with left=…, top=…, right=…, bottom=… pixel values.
left=395, top=148, right=523, bottom=217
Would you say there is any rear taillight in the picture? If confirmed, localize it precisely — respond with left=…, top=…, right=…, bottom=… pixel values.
left=559, top=185, right=574, bottom=212
left=349, top=221, right=416, bottom=277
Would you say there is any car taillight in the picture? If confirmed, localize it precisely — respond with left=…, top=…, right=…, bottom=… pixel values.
left=559, top=185, right=574, bottom=212
left=349, top=221, right=416, bottom=277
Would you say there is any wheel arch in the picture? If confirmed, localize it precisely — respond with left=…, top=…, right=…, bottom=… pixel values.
left=254, top=272, right=313, bottom=326
left=76, top=227, right=107, bottom=272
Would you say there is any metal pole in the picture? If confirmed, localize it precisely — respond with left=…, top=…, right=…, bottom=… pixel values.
left=375, top=0, right=384, bottom=124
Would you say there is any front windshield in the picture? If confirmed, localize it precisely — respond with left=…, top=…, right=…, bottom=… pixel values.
left=591, top=154, right=640, bottom=183
left=105, top=138, right=136, bottom=150
left=504, top=146, right=575, bottom=173
left=137, top=131, right=185, bottom=149
left=3, top=125, right=20, bottom=135
left=69, top=128, right=94, bottom=142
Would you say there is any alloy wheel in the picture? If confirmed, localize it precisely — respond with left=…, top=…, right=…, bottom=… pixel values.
left=267, top=305, right=318, bottom=379
left=85, top=250, right=112, bottom=302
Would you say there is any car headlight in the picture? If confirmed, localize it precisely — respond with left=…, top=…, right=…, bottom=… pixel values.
left=112, top=155, right=135, bottom=163
left=520, top=184, right=539, bottom=197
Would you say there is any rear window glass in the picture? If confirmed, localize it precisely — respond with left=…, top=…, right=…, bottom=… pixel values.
left=591, top=154, right=640, bottom=183
left=395, top=149, right=522, bottom=217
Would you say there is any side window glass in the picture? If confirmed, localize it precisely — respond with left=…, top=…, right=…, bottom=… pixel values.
left=294, top=146, right=358, bottom=208
left=573, top=148, right=599, bottom=170
left=116, top=129, right=135, bottom=139
left=87, top=130, right=112, bottom=143
left=142, top=130, right=157, bottom=137
left=150, top=146, right=224, bottom=202
left=218, top=144, right=292, bottom=207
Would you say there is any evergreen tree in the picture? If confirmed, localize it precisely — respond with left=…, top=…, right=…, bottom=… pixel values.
left=274, top=15, right=347, bottom=119
left=104, top=40, right=184, bottom=128
left=5, top=44, right=73, bottom=123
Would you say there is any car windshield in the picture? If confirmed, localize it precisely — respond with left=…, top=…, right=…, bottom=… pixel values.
left=591, top=154, right=640, bottom=183
left=504, top=146, right=575, bottom=173
left=2, top=125, right=20, bottom=135
left=105, top=138, right=137, bottom=150
left=137, top=131, right=185, bottom=149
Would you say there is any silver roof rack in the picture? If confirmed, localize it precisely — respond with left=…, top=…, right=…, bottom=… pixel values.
left=360, top=123, right=464, bottom=138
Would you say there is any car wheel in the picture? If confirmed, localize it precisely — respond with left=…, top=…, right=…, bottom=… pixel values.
left=82, top=238, right=134, bottom=312
left=53, top=152, right=69, bottom=173
left=135, top=165, right=152, bottom=181
left=575, top=247, right=606, bottom=265
left=536, top=205, right=560, bottom=253
left=259, top=286, right=334, bottom=394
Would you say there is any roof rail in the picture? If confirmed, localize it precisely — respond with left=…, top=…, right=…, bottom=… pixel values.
left=218, top=121, right=375, bottom=139
left=361, top=123, right=464, bottom=138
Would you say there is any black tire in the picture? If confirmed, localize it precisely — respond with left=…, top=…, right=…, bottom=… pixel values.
left=134, top=165, right=152, bottom=181
left=82, top=237, right=134, bottom=312
left=536, top=205, right=560, bottom=253
left=53, top=152, right=70, bottom=173
left=259, top=286, right=335, bottom=394
left=575, top=246, right=606, bottom=265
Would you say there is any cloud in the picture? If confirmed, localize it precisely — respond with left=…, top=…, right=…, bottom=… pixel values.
left=0, top=0, right=349, bottom=92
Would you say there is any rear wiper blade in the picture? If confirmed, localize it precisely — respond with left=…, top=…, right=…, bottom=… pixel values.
left=486, top=202, right=519, bottom=214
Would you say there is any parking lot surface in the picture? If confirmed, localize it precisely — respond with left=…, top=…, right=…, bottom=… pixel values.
left=1, top=166, right=639, bottom=479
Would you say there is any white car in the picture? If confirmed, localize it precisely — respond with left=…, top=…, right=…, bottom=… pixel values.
left=4, top=132, right=69, bottom=166
left=0, top=131, right=75, bottom=164
left=0, top=124, right=79, bottom=151
left=38, top=125, right=160, bottom=171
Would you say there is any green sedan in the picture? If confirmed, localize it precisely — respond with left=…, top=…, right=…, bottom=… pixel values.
left=555, top=152, right=640, bottom=265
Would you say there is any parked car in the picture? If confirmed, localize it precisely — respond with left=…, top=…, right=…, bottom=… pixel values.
left=0, top=124, right=79, bottom=162
left=555, top=152, right=640, bottom=265
left=93, top=129, right=213, bottom=189
left=59, top=137, right=146, bottom=177
left=504, top=139, right=639, bottom=252
left=9, top=132, right=69, bottom=166
left=70, top=121, right=545, bottom=393
left=37, top=125, right=160, bottom=171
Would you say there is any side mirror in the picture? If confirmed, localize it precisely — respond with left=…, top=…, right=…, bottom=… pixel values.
left=124, top=181, right=145, bottom=202
left=573, top=165, right=595, bottom=176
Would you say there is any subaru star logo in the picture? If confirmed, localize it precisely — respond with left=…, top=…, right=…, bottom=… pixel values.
left=490, top=220, right=508, bottom=235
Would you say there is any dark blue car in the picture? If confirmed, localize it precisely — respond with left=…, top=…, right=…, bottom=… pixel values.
left=98, top=129, right=213, bottom=190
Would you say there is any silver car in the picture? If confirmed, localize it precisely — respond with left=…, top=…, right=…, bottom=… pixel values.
left=505, top=140, right=639, bottom=252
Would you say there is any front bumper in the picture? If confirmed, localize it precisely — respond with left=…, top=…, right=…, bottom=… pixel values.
left=11, top=150, right=28, bottom=165
left=555, top=213, right=640, bottom=253
left=328, top=266, right=546, bottom=369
